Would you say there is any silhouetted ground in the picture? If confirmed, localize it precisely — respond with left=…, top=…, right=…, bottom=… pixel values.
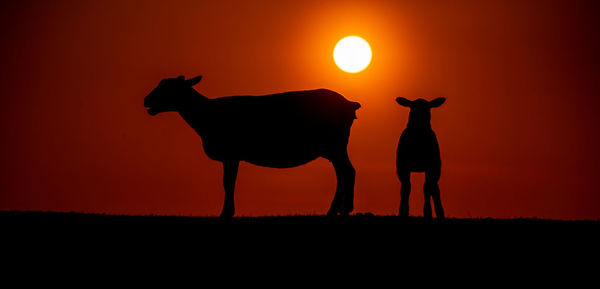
left=5, top=210, right=599, bottom=243
left=2, top=210, right=597, bottom=226
left=2, top=210, right=599, bottom=271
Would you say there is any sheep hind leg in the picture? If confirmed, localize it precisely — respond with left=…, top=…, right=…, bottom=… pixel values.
left=423, top=188, right=432, bottom=220
left=425, top=168, right=444, bottom=219
left=220, top=160, right=239, bottom=218
left=398, top=170, right=411, bottom=218
left=327, top=152, right=355, bottom=216
left=339, top=153, right=356, bottom=215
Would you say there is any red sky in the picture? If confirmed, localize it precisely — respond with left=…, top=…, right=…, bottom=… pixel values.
left=1, top=0, right=599, bottom=219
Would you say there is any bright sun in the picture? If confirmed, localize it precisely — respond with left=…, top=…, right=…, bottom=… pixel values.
left=333, top=36, right=372, bottom=73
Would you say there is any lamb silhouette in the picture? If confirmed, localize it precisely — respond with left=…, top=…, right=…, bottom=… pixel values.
left=396, top=97, right=446, bottom=219
left=144, top=76, right=360, bottom=218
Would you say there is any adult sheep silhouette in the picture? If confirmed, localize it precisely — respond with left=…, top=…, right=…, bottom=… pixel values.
left=144, top=76, right=360, bottom=217
left=396, top=97, right=446, bottom=219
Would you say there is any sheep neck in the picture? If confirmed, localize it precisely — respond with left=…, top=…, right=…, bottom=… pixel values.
left=176, top=92, right=209, bottom=135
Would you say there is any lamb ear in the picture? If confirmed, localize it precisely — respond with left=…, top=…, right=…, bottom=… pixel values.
left=186, top=75, right=202, bottom=86
left=177, top=75, right=185, bottom=81
left=429, top=97, right=446, bottom=108
left=396, top=97, right=412, bottom=107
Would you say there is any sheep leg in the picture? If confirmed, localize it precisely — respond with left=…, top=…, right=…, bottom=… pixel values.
left=327, top=152, right=355, bottom=216
left=337, top=153, right=356, bottom=215
left=398, top=170, right=411, bottom=218
left=327, top=161, right=344, bottom=216
left=220, top=160, right=239, bottom=218
left=425, top=168, right=444, bottom=219
left=423, top=187, right=432, bottom=220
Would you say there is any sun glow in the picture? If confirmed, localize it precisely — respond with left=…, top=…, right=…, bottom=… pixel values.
left=333, top=36, right=372, bottom=73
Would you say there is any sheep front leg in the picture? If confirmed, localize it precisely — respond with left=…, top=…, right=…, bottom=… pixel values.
left=220, top=160, right=239, bottom=218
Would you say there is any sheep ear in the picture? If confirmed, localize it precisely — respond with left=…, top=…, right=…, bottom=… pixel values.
left=186, top=75, right=202, bottom=86
left=429, top=97, right=446, bottom=108
left=176, top=75, right=185, bottom=81
left=396, top=97, right=412, bottom=107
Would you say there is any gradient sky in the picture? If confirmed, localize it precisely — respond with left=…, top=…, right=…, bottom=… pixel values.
left=1, top=0, right=599, bottom=219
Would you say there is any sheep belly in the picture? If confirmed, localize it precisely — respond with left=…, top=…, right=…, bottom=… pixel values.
left=204, top=116, right=348, bottom=167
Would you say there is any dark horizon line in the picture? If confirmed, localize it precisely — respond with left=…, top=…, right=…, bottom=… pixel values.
left=1, top=210, right=598, bottom=223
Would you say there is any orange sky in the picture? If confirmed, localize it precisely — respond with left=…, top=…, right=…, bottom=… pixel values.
left=1, top=0, right=599, bottom=219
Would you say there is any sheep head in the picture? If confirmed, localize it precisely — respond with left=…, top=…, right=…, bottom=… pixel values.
left=144, top=75, right=203, bottom=115
left=396, top=97, right=445, bottom=129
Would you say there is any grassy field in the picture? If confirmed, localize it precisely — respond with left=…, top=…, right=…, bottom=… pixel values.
left=2, top=210, right=597, bottom=226
left=2, top=211, right=597, bottom=282
left=2, top=210, right=598, bottom=263
left=3, top=210, right=598, bottom=250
